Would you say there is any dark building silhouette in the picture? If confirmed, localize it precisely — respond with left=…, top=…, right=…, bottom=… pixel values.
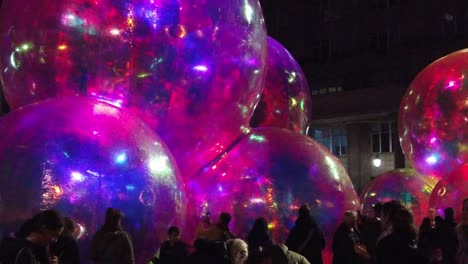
left=260, top=0, right=468, bottom=192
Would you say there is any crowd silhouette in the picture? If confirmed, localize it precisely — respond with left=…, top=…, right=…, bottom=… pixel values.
left=0, top=198, right=467, bottom=264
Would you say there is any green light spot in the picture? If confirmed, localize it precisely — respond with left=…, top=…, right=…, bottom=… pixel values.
left=249, top=134, right=266, bottom=142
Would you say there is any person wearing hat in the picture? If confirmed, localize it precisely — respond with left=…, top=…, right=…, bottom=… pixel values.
left=89, top=208, right=135, bottom=264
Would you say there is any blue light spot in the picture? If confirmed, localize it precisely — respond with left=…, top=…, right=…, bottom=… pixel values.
left=115, top=152, right=127, bottom=164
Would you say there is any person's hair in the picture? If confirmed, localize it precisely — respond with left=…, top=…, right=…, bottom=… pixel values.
left=444, top=207, right=455, bottom=221
left=344, top=211, right=357, bottom=219
left=220, top=212, right=232, bottom=226
left=102, top=208, right=122, bottom=232
left=463, top=198, right=468, bottom=211
left=298, top=204, right=310, bottom=218
left=383, top=200, right=417, bottom=240
left=17, top=210, right=64, bottom=238
left=226, top=239, right=248, bottom=264
left=434, top=216, right=444, bottom=229
left=373, top=202, right=383, bottom=216
left=63, top=217, right=76, bottom=235
left=168, top=226, right=180, bottom=236
left=419, top=217, right=431, bottom=233
left=247, top=217, right=271, bottom=249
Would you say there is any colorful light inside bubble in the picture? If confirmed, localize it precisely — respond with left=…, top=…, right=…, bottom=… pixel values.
left=188, top=127, right=359, bottom=263
left=115, top=152, right=127, bottom=164
left=250, top=37, right=311, bottom=135
left=0, top=0, right=268, bottom=180
left=70, top=171, right=85, bottom=183
left=0, top=97, right=186, bottom=264
left=360, top=169, right=437, bottom=225
left=399, top=49, right=468, bottom=178
left=425, top=154, right=438, bottom=165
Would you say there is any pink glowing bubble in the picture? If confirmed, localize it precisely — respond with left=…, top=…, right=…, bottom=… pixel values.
left=0, top=0, right=268, bottom=179
left=187, top=127, right=359, bottom=263
left=399, top=49, right=468, bottom=178
left=360, top=169, right=438, bottom=225
left=0, top=97, right=186, bottom=264
left=250, top=37, right=311, bottom=134
left=428, top=164, right=468, bottom=221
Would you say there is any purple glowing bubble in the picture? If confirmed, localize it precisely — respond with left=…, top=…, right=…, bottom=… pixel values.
left=250, top=37, right=311, bottom=134
left=360, top=169, right=437, bottom=225
left=0, top=97, right=186, bottom=264
left=0, top=0, right=268, bottom=179
left=187, top=127, right=359, bottom=263
left=399, top=49, right=468, bottom=178
left=429, top=164, right=468, bottom=221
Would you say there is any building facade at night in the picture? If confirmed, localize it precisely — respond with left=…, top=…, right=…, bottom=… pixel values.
left=260, top=0, right=468, bottom=192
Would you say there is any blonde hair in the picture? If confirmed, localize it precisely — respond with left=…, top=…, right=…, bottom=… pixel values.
left=226, top=238, right=248, bottom=264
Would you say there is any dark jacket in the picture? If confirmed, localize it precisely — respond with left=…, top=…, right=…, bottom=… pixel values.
left=89, top=230, right=134, bottom=264
left=265, top=244, right=310, bottom=264
left=50, top=235, right=80, bottom=264
left=376, top=232, right=429, bottom=264
left=286, top=221, right=325, bottom=264
left=159, top=240, right=189, bottom=264
left=0, top=237, right=48, bottom=264
left=332, top=223, right=365, bottom=264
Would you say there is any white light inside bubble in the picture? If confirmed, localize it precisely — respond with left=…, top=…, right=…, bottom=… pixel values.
left=115, top=152, right=127, bottom=164
left=71, top=171, right=85, bottom=182
left=250, top=198, right=266, bottom=204
left=244, top=0, right=254, bottom=24
left=109, top=28, right=120, bottom=36
left=149, top=156, right=170, bottom=174
left=193, top=65, right=208, bottom=72
left=426, top=155, right=438, bottom=165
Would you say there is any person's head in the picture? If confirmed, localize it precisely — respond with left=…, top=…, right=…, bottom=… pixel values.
left=444, top=207, right=455, bottom=222
left=103, top=208, right=123, bottom=232
left=27, top=210, right=64, bottom=246
left=419, top=217, right=431, bottom=232
left=373, top=202, right=384, bottom=219
left=343, top=211, right=357, bottom=227
left=462, top=198, right=468, bottom=221
left=218, top=212, right=232, bottom=226
left=382, top=200, right=404, bottom=229
left=250, top=217, right=269, bottom=236
left=226, top=239, right=248, bottom=264
left=298, top=204, right=310, bottom=218
left=383, top=200, right=417, bottom=240
left=428, top=208, right=436, bottom=221
left=434, top=215, right=444, bottom=229
left=62, top=217, right=76, bottom=237
left=168, top=226, right=180, bottom=241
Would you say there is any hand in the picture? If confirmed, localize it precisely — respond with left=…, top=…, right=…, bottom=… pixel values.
left=49, top=256, right=59, bottom=264
left=354, top=244, right=370, bottom=259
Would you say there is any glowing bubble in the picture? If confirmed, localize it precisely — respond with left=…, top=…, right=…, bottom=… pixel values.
left=188, top=127, right=359, bottom=263
left=0, top=97, right=186, bottom=264
left=0, top=0, right=268, bottom=179
left=360, top=169, right=437, bottom=225
left=399, top=49, right=468, bottom=178
left=250, top=37, right=311, bottom=134
left=428, top=164, right=468, bottom=221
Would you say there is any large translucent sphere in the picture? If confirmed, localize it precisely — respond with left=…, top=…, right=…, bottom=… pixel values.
left=250, top=37, right=311, bottom=134
left=188, top=127, right=359, bottom=262
left=360, top=169, right=437, bottom=225
left=429, top=164, right=468, bottom=221
left=0, top=0, right=267, bottom=179
left=0, top=97, right=186, bottom=264
left=399, top=49, right=468, bottom=178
